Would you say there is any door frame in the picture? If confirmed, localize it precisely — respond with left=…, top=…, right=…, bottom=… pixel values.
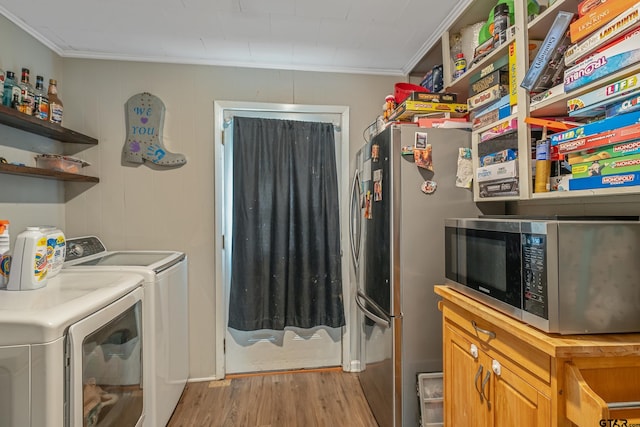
left=213, top=100, right=352, bottom=379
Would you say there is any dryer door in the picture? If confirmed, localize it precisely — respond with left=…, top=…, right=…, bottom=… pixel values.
left=67, top=287, right=144, bottom=427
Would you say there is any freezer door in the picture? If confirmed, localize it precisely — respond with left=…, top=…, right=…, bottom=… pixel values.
left=356, top=293, right=397, bottom=427
left=362, top=127, right=393, bottom=316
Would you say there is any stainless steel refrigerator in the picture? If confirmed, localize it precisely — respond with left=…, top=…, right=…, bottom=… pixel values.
left=351, top=125, right=498, bottom=427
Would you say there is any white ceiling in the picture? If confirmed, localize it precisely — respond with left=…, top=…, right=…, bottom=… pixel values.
left=0, top=0, right=470, bottom=76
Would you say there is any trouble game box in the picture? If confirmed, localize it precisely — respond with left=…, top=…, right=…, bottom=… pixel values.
left=564, top=28, right=640, bottom=93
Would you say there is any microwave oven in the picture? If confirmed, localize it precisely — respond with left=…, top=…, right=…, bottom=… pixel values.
left=444, top=217, right=640, bottom=334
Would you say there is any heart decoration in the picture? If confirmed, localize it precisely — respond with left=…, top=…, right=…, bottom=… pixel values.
left=141, top=117, right=148, bottom=124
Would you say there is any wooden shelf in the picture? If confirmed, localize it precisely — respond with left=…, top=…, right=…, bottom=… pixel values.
left=0, top=104, right=97, bottom=145
left=528, top=0, right=582, bottom=40
left=446, top=42, right=510, bottom=97
left=0, top=163, right=99, bottom=183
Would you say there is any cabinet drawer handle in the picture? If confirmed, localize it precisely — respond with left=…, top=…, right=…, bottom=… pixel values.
left=474, top=365, right=484, bottom=403
left=472, top=320, right=496, bottom=339
left=481, top=370, right=491, bottom=410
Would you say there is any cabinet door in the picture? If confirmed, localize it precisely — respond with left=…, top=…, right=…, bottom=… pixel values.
left=444, top=324, right=490, bottom=427
left=490, top=359, right=551, bottom=427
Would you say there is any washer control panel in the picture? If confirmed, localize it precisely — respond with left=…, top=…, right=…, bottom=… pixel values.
left=65, top=236, right=107, bottom=262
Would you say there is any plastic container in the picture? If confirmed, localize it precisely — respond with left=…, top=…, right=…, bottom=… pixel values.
left=6, top=227, right=48, bottom=291
left=535, top=139, right=551, bottom=193
left=418, top=372, right=444, bottom=427
left=40, top=226, right=66, bottom=278
left=493, top=3, right=510, bottom=47
left=453, top=53, right=467, bottom=79
left=394, top=82, right=429, bottom=105
left=35, top=154, right=90, bottom=173
left=0, top=220, right=10, bottom=288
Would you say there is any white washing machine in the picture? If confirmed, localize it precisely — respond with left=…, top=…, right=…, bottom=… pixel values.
left=63, top=236, right=189, bottom=427
left=0, top=270, right=145, bottom=427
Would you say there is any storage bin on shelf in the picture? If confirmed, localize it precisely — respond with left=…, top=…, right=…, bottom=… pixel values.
left=35, top=154, right=90, bottom=173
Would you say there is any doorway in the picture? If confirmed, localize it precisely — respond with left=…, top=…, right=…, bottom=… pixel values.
left=213, top=101, right=352, bottom=377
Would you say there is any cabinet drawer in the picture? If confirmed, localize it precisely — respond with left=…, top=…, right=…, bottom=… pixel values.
left=443, top=302, right=550, bottom=384
left=565, top=360, right=640, bottom=426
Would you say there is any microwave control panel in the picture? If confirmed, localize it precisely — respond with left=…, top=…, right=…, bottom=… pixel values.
left=522, top=233, right=548, bottom=320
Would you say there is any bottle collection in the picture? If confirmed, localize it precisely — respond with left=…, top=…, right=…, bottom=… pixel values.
left=0, top=66, right=63, bottom=125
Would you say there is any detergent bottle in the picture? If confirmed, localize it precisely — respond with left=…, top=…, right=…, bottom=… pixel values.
left=0, top=220, right=10, bottom=288
left=6, top=227, right=48, bottom=291
left=40, top=226, right=66, bottom=278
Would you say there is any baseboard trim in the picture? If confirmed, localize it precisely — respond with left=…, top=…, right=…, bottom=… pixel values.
left=227, top=366, right=343, bottom=379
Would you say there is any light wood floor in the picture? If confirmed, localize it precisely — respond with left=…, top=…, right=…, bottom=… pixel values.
left=167, top=368, right=379, bottom=427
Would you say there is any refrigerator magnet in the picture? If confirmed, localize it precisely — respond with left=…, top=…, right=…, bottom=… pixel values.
left=401, top=145, right=414, bottom=156
left=364, top=191, right=373, bottom=219
left=456, top=147, right=473, bottom=188
left=371, top=143, right=380, bottom=162
left=414, top=144, right=433, bottom=171
left=373, top=169, right=383, bottom=201
left=415, top=132, right=428, bottom=149
left=421, top=180, right=437, bottom=194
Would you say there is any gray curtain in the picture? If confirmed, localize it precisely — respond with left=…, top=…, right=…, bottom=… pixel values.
left=228, top=116, right=345, bottom=331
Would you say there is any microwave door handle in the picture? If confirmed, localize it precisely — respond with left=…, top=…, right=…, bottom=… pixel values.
left=349, top=170, right=361, bottom=268
left=355, top=292, right=390, bottom=328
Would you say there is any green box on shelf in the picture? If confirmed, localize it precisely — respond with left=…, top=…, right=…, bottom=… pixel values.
left=571, top=152, right=640, bottom=178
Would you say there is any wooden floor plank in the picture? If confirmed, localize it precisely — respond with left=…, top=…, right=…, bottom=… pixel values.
left=168, top=370, right=379, bottom=427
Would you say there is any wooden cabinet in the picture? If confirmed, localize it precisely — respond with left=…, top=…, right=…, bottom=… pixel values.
left=443, top=293, right=551, bottom=427
left=445, top=325, right=551, bottom=427
left=410, top=0, right=640, bottom=201
left=0, top=104, right=99, bottom=183
left=436, top=285, right=640, bottom=427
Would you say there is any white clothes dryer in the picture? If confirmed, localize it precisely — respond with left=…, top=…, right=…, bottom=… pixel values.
left=63, top=236, right=189, bottom=427
left=0, top=270, right=145, bottom=427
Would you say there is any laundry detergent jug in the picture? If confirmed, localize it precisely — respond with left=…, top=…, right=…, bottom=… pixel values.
left=0, top=220, right=10, bottom=288
left=40, top=226, right=66, bottom=278
left=6, top=227, right=48, bottom=291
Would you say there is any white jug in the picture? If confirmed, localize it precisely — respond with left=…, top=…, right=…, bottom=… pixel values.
left=6, top=227, right=48, bottom=291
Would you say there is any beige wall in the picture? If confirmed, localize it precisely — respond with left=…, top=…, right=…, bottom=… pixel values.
left=58, top=60, right=396, bottom=378
left=9, top=12, right=640, bottom=382
left=0, top=14, right=398, bottom=379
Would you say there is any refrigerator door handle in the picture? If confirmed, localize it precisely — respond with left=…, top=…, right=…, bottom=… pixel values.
left=356, top=291, right=390, bottom=328
left=349, top=169, right=361, bottom=269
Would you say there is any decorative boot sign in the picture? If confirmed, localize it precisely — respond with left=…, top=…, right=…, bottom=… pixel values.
left=123, top=92, right=187, bottom=166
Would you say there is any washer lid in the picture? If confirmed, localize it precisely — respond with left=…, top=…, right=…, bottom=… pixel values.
left=0, top=270, right=144, bottom=345
left=72, top=252, right=177, bottom=267
left=65, top=251, right=186, bottom=276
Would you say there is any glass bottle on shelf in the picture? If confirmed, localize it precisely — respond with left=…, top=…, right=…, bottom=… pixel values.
left=33, top=75, right=49, bottom=121
left=2, top=71, right=20, bottom=107
left=0, top=66, right=5, bottom=101
left=18, top=68, right=35, bottom=115
left=11, top=93, right=20, bottom=110
left=47, top=79, right=63, bottom=125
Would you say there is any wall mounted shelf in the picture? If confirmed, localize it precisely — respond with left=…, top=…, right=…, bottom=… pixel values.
left=0, top=104, right=99, bottom=183
left=0, top=104, right=97, bottom=145
left=0, top=163, right=99, bottom=182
